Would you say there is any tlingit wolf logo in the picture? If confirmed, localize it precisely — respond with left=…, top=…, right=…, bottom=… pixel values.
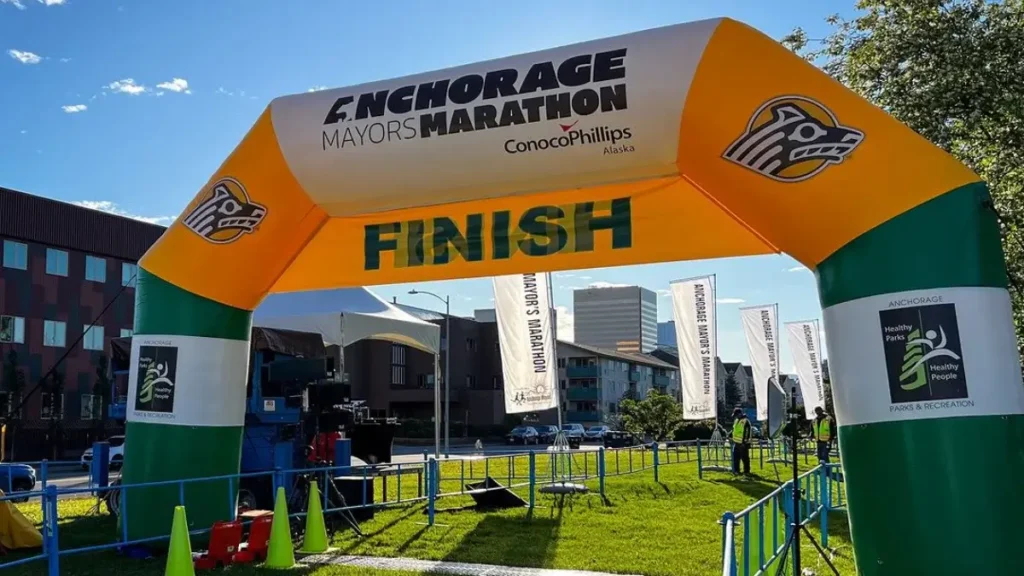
left=880, top=303, right=967, bottom=404
left=724, top=96, right=865, bottom=182
left=134, top=345, right=178, bottom=414
left=183, top=177, right=267, bottom=244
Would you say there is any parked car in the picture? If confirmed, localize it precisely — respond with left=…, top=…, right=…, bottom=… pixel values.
left=560, top=423, right=585, bottom=449
left=81, top=435, right=126, bottom=471
left=0, top=463, right=37, bottom=502
left=603, top=430, right=641, bottom=448
left=533, top=425, right=559, bottom=444
left=506, top=426, right=539, bottom=445
left=584, top=425, right=610, bottom=440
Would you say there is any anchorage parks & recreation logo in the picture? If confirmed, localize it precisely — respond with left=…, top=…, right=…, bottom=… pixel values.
left=879, top=303, right=967, bottom=404
left=135, top=345, right=179, bottom=414
left=723, top=96, right=864, bottom=182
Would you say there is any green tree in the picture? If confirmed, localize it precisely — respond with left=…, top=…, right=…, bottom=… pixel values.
left=783, top=0, right=1024, bottom=355
left=724, top=373, right=742, bottom=416
left=46, top=371, right=66, bottom=460
left=2, top=350, right=26, bottom=460
left=92, top=355, right=111, bottom=437
left=618, top=390, right=686, bottom=441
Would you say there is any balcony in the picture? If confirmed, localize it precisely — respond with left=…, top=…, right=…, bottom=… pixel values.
left=566, top=410, right=602, bottom=423
left=654, top=375, right=671, bottom=388
left=628, top=370, right=642, bottom=383
left=567, top=365, right=599, bottom=378
left=567, top=387, right=600, bottom=401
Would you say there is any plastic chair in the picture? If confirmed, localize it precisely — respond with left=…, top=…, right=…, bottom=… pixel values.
left=194, top=520, right=243, bottom=570
left=231, top=514, right=273, bottom=564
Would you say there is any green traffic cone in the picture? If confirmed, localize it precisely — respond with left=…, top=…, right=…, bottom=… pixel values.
left=165, top=506, right=195, bottom=576
left=299, top=480, right=329, bottom=554
left=265, top=486, right=296, bottom=568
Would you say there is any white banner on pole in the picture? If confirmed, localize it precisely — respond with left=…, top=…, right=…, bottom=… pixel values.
left=493, top=273, right=558, bottom=414
left=740, top=304, right=779, bottom=421
left=671, top=275, right=717, bottom=420
left=786, top=320, right=826, bottom=418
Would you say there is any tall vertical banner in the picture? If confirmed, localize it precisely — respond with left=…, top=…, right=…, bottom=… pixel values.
left=670, top=275, right=717, bottom=420
left=740, top=304, right=779, bottom=421
left=493, top=273, right=558, bottom=414
left=785, top=320, right=826, bottom=418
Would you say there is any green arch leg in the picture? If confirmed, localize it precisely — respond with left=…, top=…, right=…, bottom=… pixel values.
left=817, top=183, right=1024, bottom=575
left=121, top=270, right=252, bottom=540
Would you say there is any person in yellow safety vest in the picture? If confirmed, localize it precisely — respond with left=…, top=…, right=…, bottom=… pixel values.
left=731, top=407, right=752, bottom=475
left=812, top=406, right=835, bottom=464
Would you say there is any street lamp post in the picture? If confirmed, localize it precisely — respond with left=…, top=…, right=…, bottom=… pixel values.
left=408, top=289, right=451, bottom=456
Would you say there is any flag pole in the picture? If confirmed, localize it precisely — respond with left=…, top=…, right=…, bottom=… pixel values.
left=712, top=274, right=719, bottom=430
left=548, top=272, right=562, bottom=430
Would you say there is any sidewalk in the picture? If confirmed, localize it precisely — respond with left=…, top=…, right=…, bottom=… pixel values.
left=301, top=554, right=640, bottom=575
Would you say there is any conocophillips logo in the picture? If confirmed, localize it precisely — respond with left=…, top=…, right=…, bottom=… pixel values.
left=723, top=96, right=864, bottom=182
left=183, top=177, right=267, bottom=244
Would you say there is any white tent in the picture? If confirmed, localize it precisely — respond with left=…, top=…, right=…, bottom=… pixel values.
left=253, top=287, right=440, bottom=354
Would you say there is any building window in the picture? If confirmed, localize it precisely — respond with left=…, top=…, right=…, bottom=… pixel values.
left=417, top=374, right=435, bottom=388
left=391, top=344, right=406, bottom=386
left=85, top=255, right=107, bottom=282
left=0, top=316, right=25, bottom=344
left=83, top=324, right=104, bottom=351
left=0, top=392, right=9, bottom=417
left=466, top=374, right=476, bottom=388
left=2, top=240, right=27, bottom=270
left=494, top=340, right=500, bottom=352
left=557, top=358, right=566, bottom=368
left=45, top=248, right=68, bottom=276
left=560, top=379, right=566, bottom=390
left=465, top=338, right=476, bottom=352
left=43, top=320, right=66, bottom=347
left=122, top=263, right=138, bottom=287
left=41, top=393, right=64, bottom=420
left=81, top=394, right=102, bottom=420
left=609, top=402, right=617, bottom=413
left=120, top=328, right=134, bottom=338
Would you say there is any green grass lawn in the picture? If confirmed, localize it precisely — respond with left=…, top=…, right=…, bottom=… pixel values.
left=6, top=447, right=856, bottom=575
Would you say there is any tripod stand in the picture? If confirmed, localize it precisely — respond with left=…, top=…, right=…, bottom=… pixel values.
left=774, top=390, right=839, bottom=576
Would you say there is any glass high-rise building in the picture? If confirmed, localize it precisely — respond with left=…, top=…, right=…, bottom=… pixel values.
left=573, top=286, right=658, bottom=353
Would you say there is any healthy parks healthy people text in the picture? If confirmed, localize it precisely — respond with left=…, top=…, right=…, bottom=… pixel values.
left=123, top=18, right=1024, bottom=575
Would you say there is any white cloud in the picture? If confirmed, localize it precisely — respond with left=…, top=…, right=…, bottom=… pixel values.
left=38, top=0, right=67, bottom=5
left=107, top=78, right=147, bottom=95
left=656, top=289, right=671, bottom=297
left=19, top=129, right=26, bottom=134
left=587, top=281, right=629, bottom=289
left=308, top=85, right=328, bottom=92
left=1, top=0, right=26, bottom=9
left=216, top=87, right=234, bottom=96
left=156, top=78, right=190, bottom=94
left=556, top=305, right=574, bottom=342
left=786, top=265, right=808, bottom=273
left=61, top=104, right=87, bottom=113
left=579, top=275, right=592, bottom=280
left=7, top=49, right=42, bottom=64
left=70, top=201, right=175, bottom=226
left=716, top=297, right=746, bottom=304
left=553, top=272, right=575, bottom=278
left=59, top=57, right=70, bottom=63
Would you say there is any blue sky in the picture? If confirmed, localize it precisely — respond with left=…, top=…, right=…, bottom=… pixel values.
left=1, top=0, right=855, bottom=365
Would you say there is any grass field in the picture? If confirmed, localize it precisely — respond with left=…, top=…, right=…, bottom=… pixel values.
left=6, top=447, right=856, bottom=575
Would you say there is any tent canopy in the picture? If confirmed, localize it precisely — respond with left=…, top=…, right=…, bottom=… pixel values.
left=254, top=287, right=441, bottom=354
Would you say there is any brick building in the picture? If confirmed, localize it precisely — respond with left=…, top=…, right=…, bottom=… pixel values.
left=0, top=187, right=164, bottom=457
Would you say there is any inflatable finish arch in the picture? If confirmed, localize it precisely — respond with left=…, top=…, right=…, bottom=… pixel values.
left=124, top=18, right=1023, bottom=575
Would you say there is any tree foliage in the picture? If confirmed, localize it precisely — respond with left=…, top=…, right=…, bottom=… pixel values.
left=783, top=0, right=1024, bottom=355
left=618, top=390, right=685, bottom=441
left=724, top=373, right=743, bottom=414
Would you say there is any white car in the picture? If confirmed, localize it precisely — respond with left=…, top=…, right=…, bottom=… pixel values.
left=81, top=436, right=125, bottom=471
left=584, top=425, right=610, bottom=440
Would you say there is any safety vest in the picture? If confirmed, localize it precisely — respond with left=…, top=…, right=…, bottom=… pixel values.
left=815, top=418, right=832, bottom=442
left=732, top=420, right=749, bottom=444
